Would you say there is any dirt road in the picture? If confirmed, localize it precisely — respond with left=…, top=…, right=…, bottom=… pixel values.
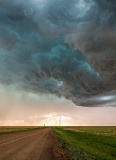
left=0, top=128, right=62, bottom=160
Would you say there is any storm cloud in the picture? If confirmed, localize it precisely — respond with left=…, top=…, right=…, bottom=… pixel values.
left=0, top=0, right=116, bottom=106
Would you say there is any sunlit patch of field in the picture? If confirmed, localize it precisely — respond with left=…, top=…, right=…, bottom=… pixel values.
left=54, top=126, right=116, bottom=160
left=0, top=126, right=44, bottom=134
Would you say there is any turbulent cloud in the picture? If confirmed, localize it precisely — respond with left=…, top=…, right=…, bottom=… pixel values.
left=0, top=0, right=116, bottom=106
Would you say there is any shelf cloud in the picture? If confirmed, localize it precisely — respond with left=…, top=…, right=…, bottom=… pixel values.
left=0, top=0, right=115, bottom=106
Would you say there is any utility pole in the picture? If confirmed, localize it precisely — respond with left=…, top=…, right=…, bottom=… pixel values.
left=59, top=115, right=61, bottom=127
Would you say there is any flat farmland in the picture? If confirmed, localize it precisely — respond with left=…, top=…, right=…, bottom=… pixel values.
left=54, top=126, right=116, bottom=160
left=62, top=126, right=116, bottom=136
left=0, top=126, right=44, bottom=134
left=0, top=126, right=115, bottom=160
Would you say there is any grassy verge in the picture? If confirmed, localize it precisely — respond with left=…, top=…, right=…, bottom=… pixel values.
left=0, top=126, right=45, bottom=135
left=53, top=127, right=116, bottom=160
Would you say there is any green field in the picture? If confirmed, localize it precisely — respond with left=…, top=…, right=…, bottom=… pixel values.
left=0, top=126, right=44, bottom=134
left=54, top=126, right=116, bottom=160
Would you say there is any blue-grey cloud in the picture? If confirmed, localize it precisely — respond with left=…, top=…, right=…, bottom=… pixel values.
left=0, top=0, right=115, bottom=106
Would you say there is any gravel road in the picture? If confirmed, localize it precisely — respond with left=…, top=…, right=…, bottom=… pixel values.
left=0, top=128, right=57, bottom=160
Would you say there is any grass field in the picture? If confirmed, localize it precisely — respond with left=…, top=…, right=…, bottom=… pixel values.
left=0, top=126, right=44, bottom=134
left=54, top=126, right=116, bottom=160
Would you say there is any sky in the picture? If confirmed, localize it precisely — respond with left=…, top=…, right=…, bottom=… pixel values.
left=0, top=85, right=116, bottom=126
left=0, top=0, right=116, bottom=126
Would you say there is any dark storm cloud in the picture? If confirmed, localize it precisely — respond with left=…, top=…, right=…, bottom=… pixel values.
left=65, top=0, right=116, bottom=75
left=0, top=0, right=115, bottom=106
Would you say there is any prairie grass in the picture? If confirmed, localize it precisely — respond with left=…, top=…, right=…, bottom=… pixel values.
left=54, top=127, right=116, bottom=160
